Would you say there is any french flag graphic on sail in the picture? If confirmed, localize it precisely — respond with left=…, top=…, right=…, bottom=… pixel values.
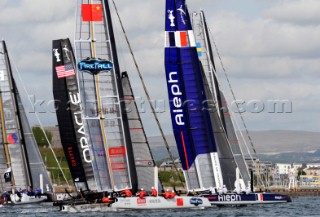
left=165, top=0, right=195, bottom=48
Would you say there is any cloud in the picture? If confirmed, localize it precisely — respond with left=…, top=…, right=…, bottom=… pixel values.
left=205, top=3, right=320, bottom=81
left=210, top=13, right=320, bottom=57
left=0, top=0, right=319, bottom=134
left=217, top=56, right=320, bottom=79
left=0, top=0, right=74, bottom=25
left=264, top=0, right=320, bottom=25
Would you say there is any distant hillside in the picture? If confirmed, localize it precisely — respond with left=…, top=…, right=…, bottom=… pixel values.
left=149, top=136, right=178, bottom=162
left=259, top=150, right=320, bottom=163
left=148, top=130, right=320, bottom=163
left=244, top=130, right=320, bottom=154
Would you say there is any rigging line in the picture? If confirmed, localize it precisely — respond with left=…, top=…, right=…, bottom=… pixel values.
left=11, top=58, right=70, bottom=187
left=111, top=0, right=185, bottom=187
left=208, top=28, right=265, bottom=187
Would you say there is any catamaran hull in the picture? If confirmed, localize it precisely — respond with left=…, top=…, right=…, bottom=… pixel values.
left=5, top=195, right=47, bottom=206
left=202, top=193, right=291, bottom=206
left=60, top=196, right=211, bottom=212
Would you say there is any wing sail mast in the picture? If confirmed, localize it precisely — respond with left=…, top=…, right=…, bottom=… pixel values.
left=121, top=72, right=156, bottom=190
left=74, top=0, right=137, bottom=192
left=0, top=40, right=31, bottom=190
left=164, top=0, right=223, bottom=191
left=192, top=11, right=250, bottom=187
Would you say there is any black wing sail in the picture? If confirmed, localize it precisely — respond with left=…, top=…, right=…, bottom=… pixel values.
left=52, top=38, right=93, bottom=191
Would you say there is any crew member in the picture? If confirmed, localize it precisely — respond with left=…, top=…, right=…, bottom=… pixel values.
left=120, top=188, right=132, bottom=197
left=138, top=188, right=146, bottom=199
left=222, top=185, right=228, bottom=194
left=27, top=187, right=35, bottom=196
left=163, top=189, right=171, bottom=199
left=168, top=190, right=176, bottom=199
left=1, top=191, right=9, bottom=204
left=102, top=195, right=114, bottom=203
left=150, top=187, right=157, bottom=197
left=35, top=186, right=42, bottom=198
left=234, top=185, right=241, bottom=194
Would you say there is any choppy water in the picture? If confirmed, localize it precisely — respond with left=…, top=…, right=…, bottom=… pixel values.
left=0, top=196, right=319, bottom=217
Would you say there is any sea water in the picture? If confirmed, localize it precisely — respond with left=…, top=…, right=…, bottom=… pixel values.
left=0, top=196, right=319, bottom=217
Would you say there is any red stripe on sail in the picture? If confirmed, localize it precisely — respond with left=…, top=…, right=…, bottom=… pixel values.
left=111, top=162, right=126, bottom=171
left=109, top=146, right=126, bottom=156
left=180, top=32, right=188, bottom=47
left=130, top=128, right=142, bottom=130
left=180, top=131, right=189, bottom=170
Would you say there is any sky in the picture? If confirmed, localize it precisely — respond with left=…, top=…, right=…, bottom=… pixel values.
left=0, top=0, right=320, bottom=136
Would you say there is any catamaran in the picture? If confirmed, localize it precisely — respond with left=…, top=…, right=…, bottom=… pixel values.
left=52, top=0, right=211, bottom=212
left=164, top=0, right=291, bottom=206
left=0, top=40, right=52, bottom=205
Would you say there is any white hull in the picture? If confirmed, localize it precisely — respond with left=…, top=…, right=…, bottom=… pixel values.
left=61, top=196, right=211, bottom=212
left=9, top=194, right=47, bottom=205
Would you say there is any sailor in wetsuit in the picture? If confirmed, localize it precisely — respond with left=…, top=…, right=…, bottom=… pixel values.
left=137, top=188, right=146, bottom=199
left=1, top=191, right=9, bottom=204
left=120, top=188, right=132, bottom=197
left=150, top=187, right=158, bottom=197
left=163, top=189, right=171, bottom=199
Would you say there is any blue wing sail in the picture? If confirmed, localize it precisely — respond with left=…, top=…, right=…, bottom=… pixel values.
left=164, top=0, right=218, bottom=171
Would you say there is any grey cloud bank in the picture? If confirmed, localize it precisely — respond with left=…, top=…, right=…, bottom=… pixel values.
left=0, top=0, right=319, bottom=135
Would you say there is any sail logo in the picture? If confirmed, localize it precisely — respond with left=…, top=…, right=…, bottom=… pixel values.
left=78, top=58, right=113, bottom=75
left=69, top=92, right=91, bottom=163
left=190, top=198, right=203, bottom=206
left=53, top=49, right=61, bottom=62
left=7, top=133, right=18, bottom=144
left=177, top=4, right=187, bottom=25
left=4, top=167, right=11, bottom=182
left=218, top=194, right=241, bottom=202
left=137, top=198, right=146, bottom=205
left=62, top=45, right=71, bottom=61
left=167, top=10, right=175, bottom=27
left=109, top=146, right=126, bottom=156
left=68, top=147, right=78, bottom=167
left=167, top=71, right=184, bottom=126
